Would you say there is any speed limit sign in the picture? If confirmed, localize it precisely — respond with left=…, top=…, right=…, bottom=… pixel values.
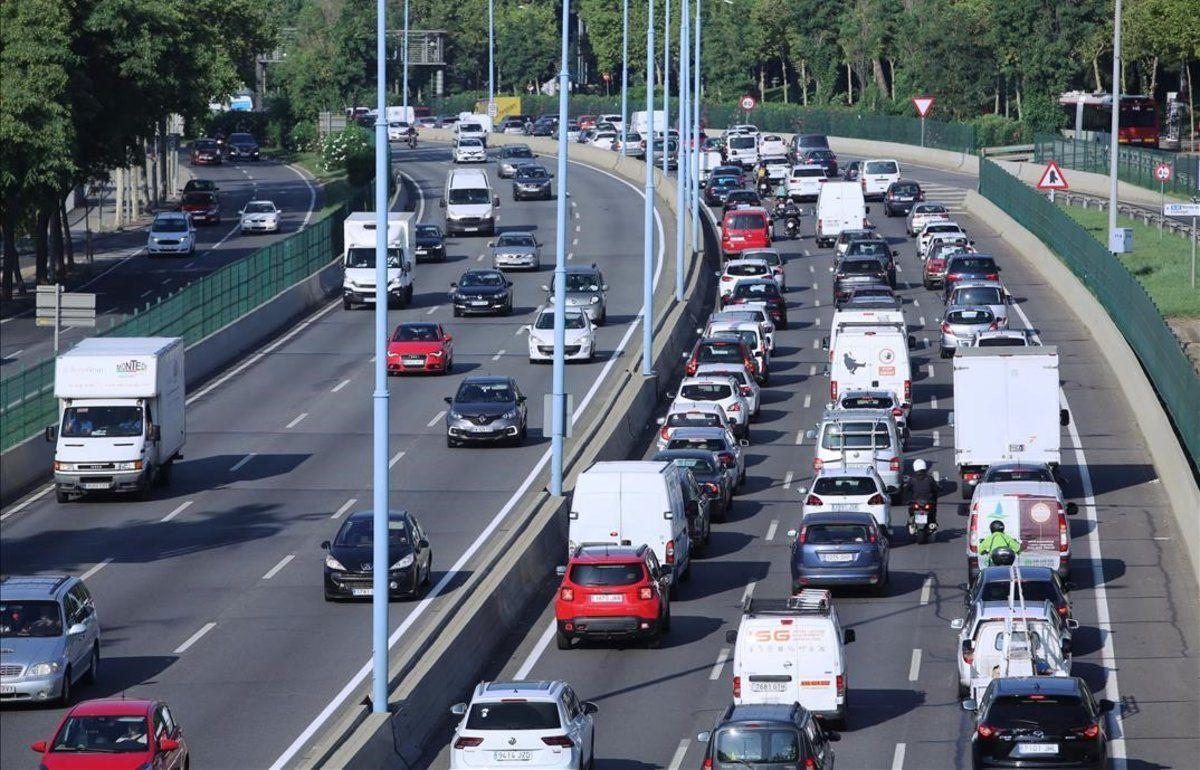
left=1154, top=162, right=1172, bottom=182
left=739, top=95, right=756, bottom=111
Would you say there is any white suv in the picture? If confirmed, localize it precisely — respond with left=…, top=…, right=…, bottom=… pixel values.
left=450, top=680, right=597, bottom=770
left=672, top=375, right=750, bottom=437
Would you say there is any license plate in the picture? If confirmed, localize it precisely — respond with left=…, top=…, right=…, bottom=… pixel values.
left=830, top=504, right=859, bottom=511
left=494, top=751, right=532, bottom=762
left=751, top=682, right=787, bottom=692
left=82, top=482, right=110, bottom=490
left=590, top=594, right=622, bottom=603
left=468, top=425, right=490, bottom=432
left=403, top=356, right=424, bottom=363
left=1017, top=743, right=1058, bottom=756
left=823, top=553, right=855, bottom=562
left=470, top=300, right=489, bottom=306
left=914, top=512, right=928, bottom=525
left=351, top=588, right=372, bottom=597
left=0, top=685, right=14, bottom=695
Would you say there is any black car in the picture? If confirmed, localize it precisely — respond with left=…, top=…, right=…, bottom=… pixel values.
left=709, top=165, right=745, bottom=186
left=444, top=375, right=528, bottom=447
left=833, top=258, right=890, bottom=306
left=512, top=164, right=553, bottom=200
left=704, top=176, right=739, bottom=205
left=844, top=238, right=897, bottom=286
left=789, top=133, right=831, bottom=161
left=449, top=269, right=513, bottom=316
left=530, top=119, right=557, bottom=137
left=943, top=254, right=1001, bottom=298
left=842, top=160, right=862, bottom=181
left=226, top=132, right=260, bottom=161
left=414, top=223, right=446, bottom=262
left=654, top=448, right=732, bottom=521
left=966, top=676, right=1114, bottom=769
left=725, top=278, right=787, bottom=328
left=966, top=565, right=1073, bottom=619
left=697, top=703, right=840, bottom=770
left=802, top=148, right=839, bottom=177
left=722, top=189, right=762, bottom=214
left=883, top=180, right=924, bottom=216
left=322, top=510, right=433, bottom=600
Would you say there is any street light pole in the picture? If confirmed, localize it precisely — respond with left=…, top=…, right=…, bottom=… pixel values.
left=488, top=0, right=495, bottom=118
left=663, top=0, right=670, bottom=176
left=550, top=0, right=571, bottom=496
left=1107, top=0, right=1122, bottom=250
left=674, top=0, right=688, bottom=301
left=620, top=0, right=628, bottom=155
left=370, top=0, right=391, bottom=715
left=691, top=0, right=701, bottom=248
left=643, top=0, right=656, bottom=377
left=402, top=0, right=409, bottom=119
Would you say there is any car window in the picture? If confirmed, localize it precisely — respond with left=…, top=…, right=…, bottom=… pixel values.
left=455, top=381, right=515, bottom=403
left=805, top=523, right=871, bottom=543
left=506, top=147, right=534, bottom=158
left=182, top=192, right=216, bottom=205
left=680, top=382, right=733, bottom=400
left=460, top=272, right=506, bottom=287
left=985, top=694, right=1088, bottom=730
left=979, top=580, right=1058, bottom=605
left=715, top=728, right=800, bottom=763
left=466, top=702, right=562, bottom=730
left=498, top=234, right=536, bottom=247
left=726, top=213, right=766, bottom=230
left=448, top=188, right=492, bottom=205
left=841, top=260, right=884, bottom=275
left=792, top=167, right=826, bottom=178
left=564, top=273, right=601, bottom=292
left=153, top=218, right=189, bottom=233
left=986, top=467, right=1053, bottom=483
left=664, top=455, right=718, bottom=473
left=667, top=413, right=722, bottom=429
left=729, top=136, right=756, bottom=149
left=393, top=324, right=440, bottom=342
left=952, top=288, right=1004, bottom=306
left=813, top=476, right=878, bottom=496
left=570, top=563, right=645, bottom=586
left=668, top=437, right=725, bottom=452
left=727, top=263, right=768, bottom=277
left=516, top=166, right=549, bottom=179
left=731, top=282, right=779, bottom=299
left=892, top=183, right=921, bottom=195
left=417, top=225, right=441, bottom=237
left=244, top=202, right=275, bottom=213
left=335, top=518, right=411, bottom=547
left=51, top=715, right=149, bottom=753
left=951, top=257, right=997, bottom=271
left=916, top=203, right=948, bottom=214
left=864, top=160, right=899, bottom=175
left=535, top=312, right=586, bottom=330
left=945, top=308, right=995, bottom=325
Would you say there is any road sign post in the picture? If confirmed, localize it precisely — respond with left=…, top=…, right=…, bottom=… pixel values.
left=1036, top=160, right=1070, bottom=204
left=911, top=96, right=935, bottom=147
left=1163, top=201, right=1200, bottom=288
left=739, top=94, right=756, bottom=122
left=1154, top=163, right=1172, bottom=239
left=36, top=285, right=96, bottom=355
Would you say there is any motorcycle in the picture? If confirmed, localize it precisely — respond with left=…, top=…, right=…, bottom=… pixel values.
left=757, top=178, right=773, bottom=199
left=407, top=133, right=418, bottom=149
left=908, top=501, right=937, bottom=544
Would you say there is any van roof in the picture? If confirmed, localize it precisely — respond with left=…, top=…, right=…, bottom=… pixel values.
left=582, top=460, right=670, bottom=475
left=819, top=408, right=896, bottom=423
left=744, top=590, right=834, bottom=617
left=448, top=169, right=489, bottom=186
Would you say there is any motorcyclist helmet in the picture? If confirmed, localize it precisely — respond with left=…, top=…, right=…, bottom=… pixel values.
left=990, top=546, right=1016, bottom=566
left=989, top=520, right=1005, bottom=533
left=913, top=459, right=927, bottom=473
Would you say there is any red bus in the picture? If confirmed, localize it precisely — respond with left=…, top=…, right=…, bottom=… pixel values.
left=1059, top=91, right=1160, bottom=147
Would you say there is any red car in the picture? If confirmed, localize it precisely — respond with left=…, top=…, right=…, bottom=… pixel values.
left=178, top=191, right=220, bottom=225
left=684, top=337, right=757, bottom=378
left=554, top=544, right=670, bottom=649
left=387, top=321, right=454, bottom=375
left=189, top=138, right=221, bottom=166
left=720, top=207, right=771, bottom=259
left=31, top=698, right=188, bottom=769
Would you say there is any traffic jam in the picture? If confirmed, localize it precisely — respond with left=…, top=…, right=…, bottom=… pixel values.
left=441, top=123, right=1112, bottom=770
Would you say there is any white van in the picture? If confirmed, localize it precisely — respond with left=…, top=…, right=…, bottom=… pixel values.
left=860, top=158, right=900, bottom=200
left=442, top=168, right=499, bottom=236
left=965, top=479, right=1077, bottom=582
left=569, top=461, right=692, bottom=591
left=455, top=114, right=492, bottom=144
left=815, top=182, right=868, bottom=248
left=786, top=165, right=827, bottom=202
left=828, top=322, right=914, bottom=417
left=726, top=591, right=855, bottom=728
left=725, top=133, right=759, bottom=168
left=825, top=307, right=907, bottom=362
left=806, top=409, right=903, bottom=492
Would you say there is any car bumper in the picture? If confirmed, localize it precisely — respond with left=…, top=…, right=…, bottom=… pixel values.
left=446, top=218, right=495, bottom=235
left=324, top=568, right=417, bottom=598
left=494, top=255, right=539, bottom=270
left=886, top=201, right=915, bottom=213
left=241, top=220, right=278, bottom=232
left=0, top=672, right=65, bottom=702
left=451, top=748, right=582, bottom=770
left=55, top=469, right=148, bottom=494
left=456, top=154, right=487, bottom=163
left=147, top=241, right=192, bottom=254
left=344, top=287, right=407, bottom=306
left=792, top=564, right=887, bottom=588
left=415, top=246, right=446, bottom=262
left=191, top=156, right=220, bottom=165
left=529, top=341, right=591, bottom=361
left=183, top=211, right=220, bottom=224
left=557, top=616, right=659, bottom=640
left=387, top=354, right=449, bottom=374
left=514, top=185, right=551, bottom=198
left=453, top=297, right=508, bottom=314
left=447, top=424, right=520, bottom=442
left=972, top=747, right=1105, bottom=769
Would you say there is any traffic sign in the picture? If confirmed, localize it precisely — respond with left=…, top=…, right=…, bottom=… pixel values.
left=739, top=95, right=756, bottom=111
left=1163, top=202, right=1200, bottom=217
left=486, top=102, right=498, bottom=118
left=911, top=96, right=935, bottom=118
left=1154, top=162, right=1172, bottom=182
left=1035, top=161, right=1070, bottom=191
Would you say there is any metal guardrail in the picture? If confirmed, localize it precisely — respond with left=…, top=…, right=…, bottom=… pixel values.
left=981, top=144, right=1035, bottom=162
left=1034, top=134, right=1199, bottom=198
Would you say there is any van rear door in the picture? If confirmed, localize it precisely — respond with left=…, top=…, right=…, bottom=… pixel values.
left=734, top=617, right=803, bottom=705
left=568, top=475, right=623, bottom=552
left=791, top=620, right=840, bottom=713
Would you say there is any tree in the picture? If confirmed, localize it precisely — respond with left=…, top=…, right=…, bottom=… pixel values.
left=495, top=2, right=558, bottom=94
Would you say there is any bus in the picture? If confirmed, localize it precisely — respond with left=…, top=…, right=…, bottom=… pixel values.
left=1059, top=91, right=1160, bottom=147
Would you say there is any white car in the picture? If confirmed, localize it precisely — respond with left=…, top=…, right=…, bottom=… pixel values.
left=528, top=307, right=595, bottom=362
left=722, top=303, right=776, bottom=351
left=656, top=402, right=733, bottom=450
left=724, top=132, right=759, bottom=168
left=239, top=200, right=281, bottom=234
left=729, top=124, right=759, bottom=135
left=758, top=134, right=788, bottom=160
left=917, top=220, right=968, bottom=257
left=906, top=201, right=951, bottom=236
left=801, top=466, right=891, bottom=533
left=387, top=121, right=410, bottom=142
left=449, top=680, right=597, bottom=770
left=591, top=132, right=618, bottom=151
left=147, top=211, right=195, bottom=256
left=741, top=248, right=786, bottom=290
left=455, top=121, right=489, bottom=146
left=718, top=258, right=774, bottom=300
left=786, top=164, right=827, bottom=201
left=453, top=137, right=487, bottom=163
left=695, top=363, right=761, bottom=419
left=859, top=158, right=901, bottom=199
left=672, top=374, right=750, bottom=437
left=566, top=124, right=584, bottom=143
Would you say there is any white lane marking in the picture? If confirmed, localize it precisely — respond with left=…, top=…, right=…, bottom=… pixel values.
left=932, top=430, right=940, bottom=447
left=388, top=451, right=406, bottom=469
left=926, top=363, right=934, bottom=378
left=80, top=558, right=113, bottom=581
left=783, top=471, right=794, bottom=490
left=919, top=315, right=925, bottom=327
left=514, top=620, right=556, bottom=680
left=280, top=160, right=318, bottom=230
left=709, top=648, right=732, bottom=680
left=812, top=338, right=819, bottom=349
left=173, top=622, right=217, bottom=654
left=930, top=395, right=938, bottom=409
left=331, top=379, right=351, bottom=393
left=814, top=299, right=821, bottom=307
left=262, top=554, right=295, bottom=580
left=140, top=289, right=154, bottom=298
left=574, top=225, right=581, bottom=232
left=160, top=501, right=193, bottom=523
left=492, top=350, right=504, bottom=361
left=795, top=430, right=805, bottom=445
left=811, top=282, right=818, bottom=290
left=892, top=743, right=906, bottom=770
left=913, top=299, right=920, bottom=308
left=803, top=250, right=810, bottom=256
left=765, top=519, right=778, bottom=541
left=516, top=324, right=530, bottom=336
left=72, top=248, right=144, bottom=292
left=809, top=264, right=815, bottom=273
left=426, top=410, right=446, bottom=427
left=426, top=304, right=439, bottom=315
left=814, top=317, right=821, bottom=327
left=0, top=485, right=54, bottom=520
left=919, top=576, right=932, bottom=605
left=809, top=364, right=817, bottom=376
left=475, top=254, right=484, bottom=261
left=7, top=349, right=23, bottom=358
left=567, top=252, right=574, bottom=260
left=933, top=470, right=941, bottom=484
left=161, top=278, right=172, bottom=285
left=270, top=145, right=669, bottom=770
left=229, top=453, right=256, bottom=472
left=742, top=580, right=757, bottom=604
left=286, top=412, right=308, bottom=429
left=333, top=498, right=358, bottom=518
left=803, top=393, right=811, bottom=408
left=667, top=739, right=690, bottom=770
left=908, top=648, right=922, bottom=681
left=572, top=238, right=578, bottom=246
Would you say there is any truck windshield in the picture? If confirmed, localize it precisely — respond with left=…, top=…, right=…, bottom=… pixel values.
left=61, top=406, right=143, bottom=438
left=448, top=189, right=492, bottom=205
left=346, top=247, right=403, bottom=268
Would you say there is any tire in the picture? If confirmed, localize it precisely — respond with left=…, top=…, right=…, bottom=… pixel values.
left=446, top=435, right=457, bottom=448
left=56, top=489, right=70, bottom=504
left=556, top=629, right=571, bottom=650
left=918, top=528, right=930, bottom=544
left=84, top=644, right=99, bottom=685
left=682, top=559, right=693, bottom=582
left=940, top=347, right=952, bottom=359
left=343, top=298, right=352, bottom=310
left=646, top=629, right=663, bottom=649
left=957, top=672, right=970, bottom=699
left=453, top=307, right=462, bottom=318
left=423, top=553, right=433, bottom=585
left=157, top=460, right=173, bottom=487
left=135, top=472, right=153, bottom=501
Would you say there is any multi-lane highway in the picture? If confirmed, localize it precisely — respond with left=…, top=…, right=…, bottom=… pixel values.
left=426, top=158, right=1200, bottom=770
left=0, top=155, right=318, bottom=370
left=0, top=141, right=665, bottom=767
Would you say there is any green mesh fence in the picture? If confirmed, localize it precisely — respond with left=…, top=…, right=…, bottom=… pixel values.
left=1034, top=134, right=1199, bottom=198
left=978, top=158, right=1200, bottom=470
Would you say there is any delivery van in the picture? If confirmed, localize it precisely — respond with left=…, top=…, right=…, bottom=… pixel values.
left=964, top=481, right=1078, bottom=582
left=48, top=337, right=186, bottom=502
left=825, top=307, right=908, bottom=362
left=726, top=591, right=856, bottom=728
left=342, top=212, right=415, bottom=309
left=815, top=182, right=868, bottom=248
left=442, top=168, right=500, bottom=236
left=569, top=461, right=692, bottom=591
left=828, top=322, right=914, bottom=416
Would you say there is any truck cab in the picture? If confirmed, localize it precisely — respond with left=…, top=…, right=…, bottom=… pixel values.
left=342, top=212, right=415, bottom=309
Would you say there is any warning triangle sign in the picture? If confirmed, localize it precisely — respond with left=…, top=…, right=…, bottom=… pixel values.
left=911, top=96, right=935, bottom=118
left=1036, top=160, right=1070, bottom=191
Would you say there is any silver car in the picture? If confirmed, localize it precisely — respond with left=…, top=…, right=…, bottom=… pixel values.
left=946, top=280, right=1011, bottom=328
left=939, top=305, right=997, bottom=358
left=544, top=264, right=608, bottom=324
left=497, top=145, right=536, bottom=178
left=662, top=426, right=748, bottom=492
left=0, top=575, right=100, bottom=705
left=490, top=232, right=541, bottom=271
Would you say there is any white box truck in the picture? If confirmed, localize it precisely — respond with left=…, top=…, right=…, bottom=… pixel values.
left=631, top=110, right=668, bottom=136
left=48, top=337, right=186, bottom=502
left=952, top=346, right=1069, bottom=498
left=342, top=212, right=414, bottom=309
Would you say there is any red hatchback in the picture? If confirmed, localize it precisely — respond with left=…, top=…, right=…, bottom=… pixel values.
left=387, top=321, right=454, bottom=375
left=178, top=191, right=220, bottom=225
left=31, top=698, right=188, bottom=770
left=555, top=544, right=670, bottom=649
left=684, top=336, right=757, bottom=379
left=720, top=207, right=771, bottom=259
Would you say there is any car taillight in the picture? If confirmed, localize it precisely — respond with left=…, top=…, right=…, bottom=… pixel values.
left=947, top=273, right=961, bottom=282
left=984, top=273, right=998, bottom=280
left=686, top=360, right=697, bottom=375
left=891, top=407, right=903, bottom=417
left=836, top=674, right=845, bottom=697
left=988, top=321, right=999, bottom=331
left=798, top=526, right=807, bottom=544
left=454, top=736, right=484, bottom=748
left=976, top=724, right=996, bottom=739
left=1059, top=510, right=1069, bottom=552
left=904, top=380, right=911, bottom=401
left=1057, top=604, right=1069, bottom=617
left=665, top=540, right=675, bottom=563
left=889, top=457, right=901, bottom=471
left=660, top=426, right=670, bottom=440
left=806, top=494, right=823, bottom=506
left=744, top=356, right=756, bottom=373
left=732, top=675, right=741, bottom=698
left=813, top=457, right=823, bottom=470
left=542, top=736, right=575, bottom=747
left=560, top=587, right=574, bottom=601
left=638, top=586, right=654, bottom=600
left=703, top=759, right=713, bottom=770
left=867, top=493, right=886, bottom=505
left=718, top=452, right=735, bottom=467
left=968, top=513, right=978, bottom=552
left=740, top=385, right=753, bottom=396
left=862, top=218, right=869, bottom=228
left=703, top=482, right=719, bottom=495
left=721, top=275, right=733, bottom=281
left=728, top=402, right=741, bottom=412
left=830, top=381, right=838, bottom=400
left=1074, top=723, right=1101, bottom=739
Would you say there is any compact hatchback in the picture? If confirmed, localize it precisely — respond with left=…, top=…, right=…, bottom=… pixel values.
left=322, top=509, right=433, bottom=600
left=147, top=212, right=195, bottom=257
left=444, top=376, right=528, bottom=447
left=789, top=511, right=890, bottom=594
left=544, top=264, right=608, bottom=324
left=30, top=698, right=188, bottom=770
left=0, top=575, right=100, bottom=705
left=802, top=467, right=891, bottom=534
left=450, top=269, right=514, bottom=316
left=697, top=702, right=839, bottom=770
left=554, top=544, right=670, bottom=648
left=178, top=191, right=220, bottom=225
left=387, top=321, right=454, bottom=375
left=940, top=306, right=998, bottom=358
left=724, top=279, right=787, bottom=328
left=721, top=208, right=772, bottom=259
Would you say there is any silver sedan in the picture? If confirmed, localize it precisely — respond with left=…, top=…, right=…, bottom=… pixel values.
left=490, top=232, right=541, bottom=271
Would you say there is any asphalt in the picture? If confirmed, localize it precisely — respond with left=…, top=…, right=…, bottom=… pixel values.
left=424, top=159, right=1200, bottom=770
left=0, top=142, right=664, bottom=768
left=0, top=156, right=319, bottom=371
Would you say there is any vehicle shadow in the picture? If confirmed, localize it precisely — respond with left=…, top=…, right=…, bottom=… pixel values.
left=1067, top=557, right=1127, bottom=593
left=700, top=530, right=756, bottom=560
left=1059, top=463, right=1158, bottom=498
left=842, top=688, right=925, bottom=731
left=680, top=559, right=771, bottom=600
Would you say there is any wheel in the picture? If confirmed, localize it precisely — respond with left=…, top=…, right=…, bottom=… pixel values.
left=56, top=489, right=70, bottom=504
left=446, top=435, right=458, bottom=448
left=84, top=644, right=99, bottom=685
left=343, top=298, right=352, bottom=310
left=556, top=629, right=571, bottom=650
left=453, top=306, right=462, bottom=317
left=135, top=472, right=153, bottom=501
left=940, top=347, right=952, bottom=359
left=875, top=571, right=890, bottom=596
left=682, top=559, right=693, bottom=582
left=410, top=569, right=421, bottom=597
left=918, top=527, right=930, bottom=544
left=57, top=666, right=71, bottom=706
left=646, top=629, right=663, bottom=649
left=157, top=460, right=173, bottom=487
left=923, top=280, right=933, bottom=290
left=423, top=553, right=433, bottom=585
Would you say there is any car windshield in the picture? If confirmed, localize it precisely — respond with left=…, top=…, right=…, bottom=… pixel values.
left=184, top=180, right=215, bottom=191
left=460, top=124, right=483, bottom=133
left=516, top=167, right=548, bottom=179
left=813, top=476, right=878, bottom=496
left=393, top=324, right=440, bottom=342
left=534, top=312, right=586, bottom=330
left=952, top=257, right=998, bottom=271
left=182, top=192, right=215, bottom=205
left=417, top=225, right=440, bottom=237
left=466, top=702, right=561, bottom=730
left=729, top=136, right=756, bottom=149
left=664, top=456, right=717, bottom=472
left=806, top=150, right=835, bottom=160
left=458, top=139, right=483, bottom=148
left=847, top=242, right=890, bottom=258
left=727, top=214, right=766, bottom=230
left=570, top=563, right=643, bottom=586
left=731, top=283, right=779, bottom=300
left=62, top=405, right=143, bottom=438
left=727, top=263, right=768, bottom=277
left=821, top=421, right=890, bottom=450
left=745, top=251, right=781, bottom=266
left=798, top=135, right=829, bottom=148
left=953, top=288, right=1004, bottom=306
left=841, top=395, right=892, bottom=410
left=194, top=140, right=218, bottom=150
left=681, top=383, right=733, bottom=400
left=841, top=260, right=884, bottom=275
left=153, top=218, right=188, bottom=233
left=712, top=178, right=737, bottom=189
left=864, top=160, right=899, bottom=174
left=455, top=382, right=515, bottom=403
left=980, top=580, right=1058, bottom=604
left=460, top=272, right=506, bottom=287
left=985, top=695, right=1087, bottom=731
left=498, top=234, right=535, bottom=247
left=335, top=517, right=411, bottom=547
left=448, top=188, right=492, bottom=205
left=727, top=192, right=758, bottom=204
left=245, top=202, right=275, bottom=213
left=892, top=183, right=920, bottom=196
left=806, top=523, right=872, bottom=543
left=0, top=601, right=63, bottom=638
left=505, top=147, right=534, bottom=158
left=698, top=343, right=741, bottom=361
left=564, top=273, right=601, bottom=292
left=346, top=247, right=403, bottom=268
left=715, top=728, right=800, bottom=765
left=668, top=437, right=725, bottom=452
left=668, top=411, right=722, bottom=428
left=51, top=715, right=149, bottom=753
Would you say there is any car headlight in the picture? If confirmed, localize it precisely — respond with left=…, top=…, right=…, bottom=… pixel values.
left=115, top=460, right=143, bottom=471
left=589, top=296, right=601, bottom=304
left=428, top=349, right=444, bottom=357
left=502, top=409, right=518, bottom=420
left=387, top=351, right=400, bottom=358
left=53, top=462, right=76, bottom=471
left=449, top=411, right=463, bottom=420
left=324, top=554, right=346, bottom=570
left=390, top=554, right=414, bottom=570
left=28, top=662, right=60, bottom=678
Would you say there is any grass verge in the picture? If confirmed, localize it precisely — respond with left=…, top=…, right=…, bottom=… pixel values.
left=262, top=148, right=355, bottom=216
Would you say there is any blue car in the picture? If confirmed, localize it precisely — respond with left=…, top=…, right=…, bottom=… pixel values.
left=789, top=511, right=890, bottom=595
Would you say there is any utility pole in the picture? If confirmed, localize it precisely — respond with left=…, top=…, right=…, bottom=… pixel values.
left=675, top=0, right=688, bottom=301
left=550, top=0, right=571, bottom=496
left=1107, top=0, right=1122, bottom=252
left=620, top=0, right=628, bottom=155
left=643, top=0, right=656, bottom=377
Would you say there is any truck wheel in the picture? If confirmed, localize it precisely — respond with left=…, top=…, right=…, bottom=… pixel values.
left=156, top=461, right=172, bottom=487
left=55, top=489, right=70, bottom=504
left=136, top=474, right=153, bottom=501
left=342, top=298, right=352, bottom=310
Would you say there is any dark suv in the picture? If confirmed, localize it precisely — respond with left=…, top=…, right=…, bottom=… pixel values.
left=697, top=702, right=839, bottom=770
left=832, top=258, right=890, bottom=306
left=965, top=676, right=1114, bottom=769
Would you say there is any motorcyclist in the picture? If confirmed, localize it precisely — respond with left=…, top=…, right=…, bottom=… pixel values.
left=405, top=124, right=418, bottom=148
left=772, top=198, right=802, bottom=220
left=903, top=458, right=939, bottom=530
left=978, top=520, right=1023, bottom=566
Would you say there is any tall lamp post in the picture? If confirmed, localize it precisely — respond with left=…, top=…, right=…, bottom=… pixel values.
left=663, top=0, right=670, bottom=176
left=550, top=0, right=571, bottom=496
left=402, top=0, right=410, bottom=119
left=674, top=0, right=688, bottom=301
left=1107, top=0, right=1122, bottom=251
left=642, top=0, right=656, bottom=377
left=488, top=0, right=495, bottom=118
left=620, top=0, right=629, bottom=155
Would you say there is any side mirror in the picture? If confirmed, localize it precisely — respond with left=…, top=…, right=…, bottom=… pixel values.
left=962, top=699, right=978, bottom=712
left=493, top=196, right=501, bottom=207
left=804, top=429, right=817, bottom=441
left=843, top=629, right=856, bottom=644
left=602, top=284, right=609, bottom=291
left=1060, top=409, right=1070, bottom=427
left=739, top=439, right=750, bottom=447
left=582, top=701, right=599, bottom=715
left=1099, top=698, right=1116, bottom=713
left=148, top=424, right=161, bottom=442
left=555, top=565, right=567, bottom=577
left=1066, top=502, right=1079, bottom=516
left=517, top=395, right=527, bottom=404
left=820, top=336, right=829, bottom=349
left=696, top=731, right=712, bottom=743
left=962, top=640, right=975, bottom=654
left=450, top=702, right=468, bottom=716
left=450, top=282, right=458, bottom=289
left=159, top=738, right=180, bottom=752
left=30, top=742, right=47, bottom=754
left=1066, top=618, right=1080, bottom=630
left=487, top=242, right=495, bottom=248
left=506, top=281, right=514, bottom=287
left=321, top=540, right=331, bottom=550
left=238, top=208, right=245, bottom=215
left=67, top=623, right=87, bottom=636
left=444, top=396, right=453, bottom=405
left=681, top=352, right=691, bottom=360
left=45, top=426, right=58, bottom=442
left=656, top=417, right=667, bottom=426
left=418, top=538, right=430, bottom=549
left=540, top=284, right=551, bottom=292
left=828, top=266, right=834, bottom=273
left=725, top=630, right=738, bottom=644
left=444, top=334, right=453, bottom=342
left=950, top=618, right=965, bottom=630
left=786, top=529, right=798, bottom=538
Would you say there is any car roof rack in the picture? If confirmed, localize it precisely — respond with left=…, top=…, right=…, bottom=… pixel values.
left=744, top=589, right=832, bottom=615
